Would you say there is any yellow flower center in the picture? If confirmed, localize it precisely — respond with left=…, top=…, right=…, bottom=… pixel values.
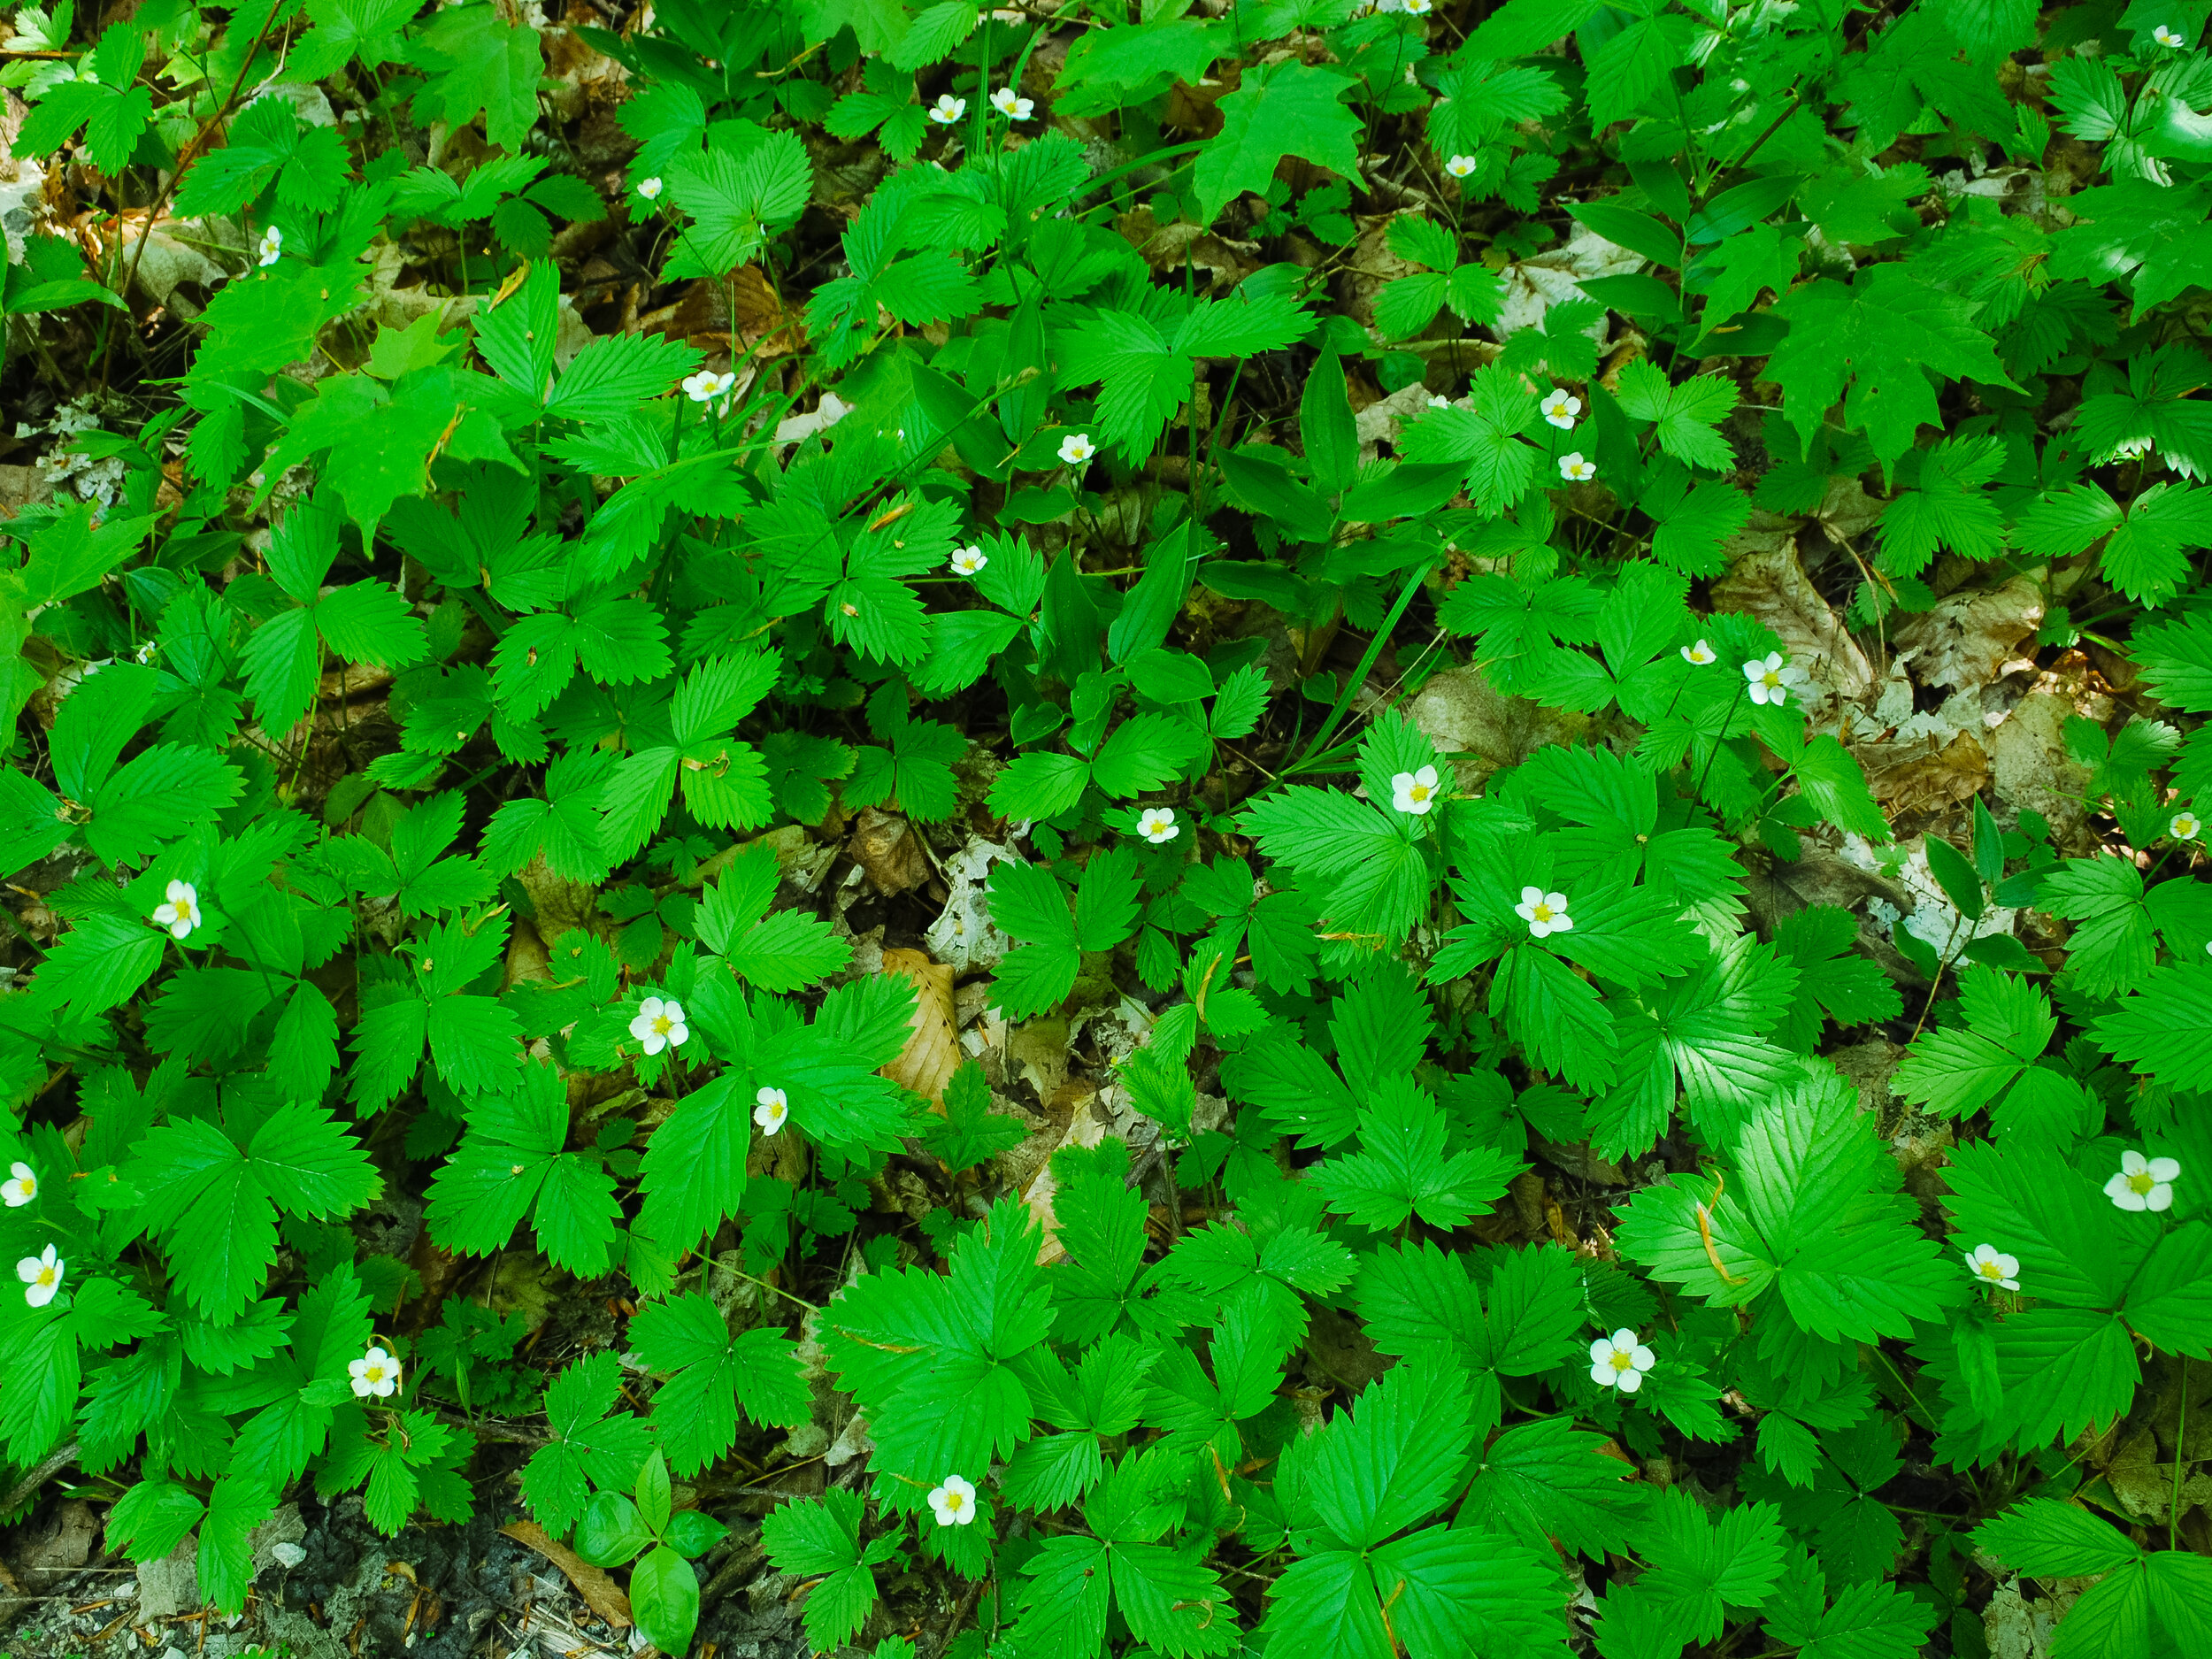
left=2130, top=1171, right=2156, bottom=1194
left=945, top=1492, right=964, bottom=1511
left=1409, top=783, right=1430, bottom=803
left=1978, top=1260, right=2005, bottom=1279
left=653, top=1015, right=672, bottom=1035
left=1610, top=1349, right=1634, bottom=1371
left=366, top=1364, right=385, bottom=1382
left=1532, top=904, right=1553, bottom=922
left=36, top=1267, right=55, bottom=1286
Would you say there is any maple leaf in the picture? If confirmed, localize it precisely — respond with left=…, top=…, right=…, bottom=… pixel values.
left=1767, top=265, right=2018, bottom=467
left=1194, top=62, right=1362, bottom=224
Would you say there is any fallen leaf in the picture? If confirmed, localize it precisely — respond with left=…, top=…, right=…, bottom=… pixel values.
left=635, top=266, right=806, bottom=357
left=1860, top=728, right=1990, bottom=817
left=500, top=1520, right=632, bottom=1630
left=922, top=837, right=1020, bottom=973
left=1709, top=521, right=1876, bottom=708
left=1985, top=691, right=2096, bottom=847
left=1892, top=571, right=2044, bottom=691
left=879, top=947, right=957, bottom=1107
left=849, top=807, right=930, bottom=896
left=1017, top=1098, right=1112, bottom=1266
left=1406, top=660, right=1592, bottom=780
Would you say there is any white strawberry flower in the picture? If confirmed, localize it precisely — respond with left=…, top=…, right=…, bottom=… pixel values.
left=1404, top=0, right=1432, bottom=14
left=152, top=879, right=202, bottom=940
left=18, top=1244, right=63, bottom=1309
left=2170, top=810, right=2201, bottom=841
left=990, top=86, right=1034, bottom=119
left=1138, top=806, right=1179, bottom=844
left=1428, top=394, right=1451, bottom=409
left=2, top=1161, right=35, bottom=1207
left=1589, top=1328, right=1655, bottom=1393
left=683, top=369, right=737, bottom=406
left=1058, top=432, right=1095, bottom=465
left=1444, top=155, right=1479, bottom=179
left=256, top=226, right=282, bottom=267
left=1515, top=887, right=1572, bottom=939
left=929, top=94, right=966, bottom=125
left=1963, top=1242, right=2020, bottom=1292
left=637, top=175, right=664, bottom=200
left=349, top=1345, right=401, bottom=1398
left=928, top=1473, right=979, bottom=1526
left=1540, top=388, right=1581, bottom=430
left=2106, top=1148, right=2179, bottom=1212
left=2154, top=24, right=2187, bottom=47
left=1742, top=651, right=1801, bottom=707
left=629, top=996, right=690, bottom=1056
left=1391, top=765, right=1440, bottom=816
left=754, top=1087, right=789, bottom=1136
left=1680, top=639, right=1717, bottom=665
left=949, top=544, right=988, bottom=576
left=1558, top=452, right=1597, bottom=481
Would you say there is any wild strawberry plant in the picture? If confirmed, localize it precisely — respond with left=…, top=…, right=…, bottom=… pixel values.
left=3, top=0, right=2212, bottom=1655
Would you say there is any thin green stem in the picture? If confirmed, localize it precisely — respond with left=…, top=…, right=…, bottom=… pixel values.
left=721, top=1265, right=820, bottom=1314
left=2172, top=1355, right=2190, bottom=1552
left=1692, top=679, right=1747, bottom=799
left=1285, top=557, right=1433, bottom=778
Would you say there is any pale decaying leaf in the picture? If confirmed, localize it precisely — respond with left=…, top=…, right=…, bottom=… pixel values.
left=1406, top=660, right=1593, bottom=781
left=1494, top=222, right=1645, bottom=338
left=1892, top=570, right=2045, bottom=690
left=114, top=225, right=229, bottom=311
left=1985, top=691, right=2098, bottom=846
left=879, top=946, right=958, bottom=1108
left=1017, top=1092, right=1116, bottom=1267
left=1001, top=997, right=1161, bottom=1263
left=772, top=390, right=853, bottom=447
left=2101, top=1427, right=2212, bottom=1526
left=499, top=1520, right=631, bottom=1629
left=1352, top=379, right=1440, bottom=459
left=1709, top=521, right=1876, bottom=709
left=923, top=836, right=1020, bottom=972
left=1839, top=832, right=2018, bottom=956
left=1980, top=1573, right=2077, bottom=1659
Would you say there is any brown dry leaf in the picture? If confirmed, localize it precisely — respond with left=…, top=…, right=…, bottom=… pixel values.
left=1861, top=729, right=1990, bottom=817
left=1341, top=211, right=1427, bottom=331
left=0, top=465, right=52, bottom=517
left=1891, top=571, right=2044, bottom=690
left=1709, top=521, right=1876, bottom=707
left=849, top=807, right=930, bottom=895
left=879, top=947, right=957, bottom=1107
left=500, top=1521, right=632, bottom=1629
left=13, top=1499, right=96, bottom=1590
left=636, top=267, right=806, bottom=356
left=1115, top=208, right=1262, bottom=287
